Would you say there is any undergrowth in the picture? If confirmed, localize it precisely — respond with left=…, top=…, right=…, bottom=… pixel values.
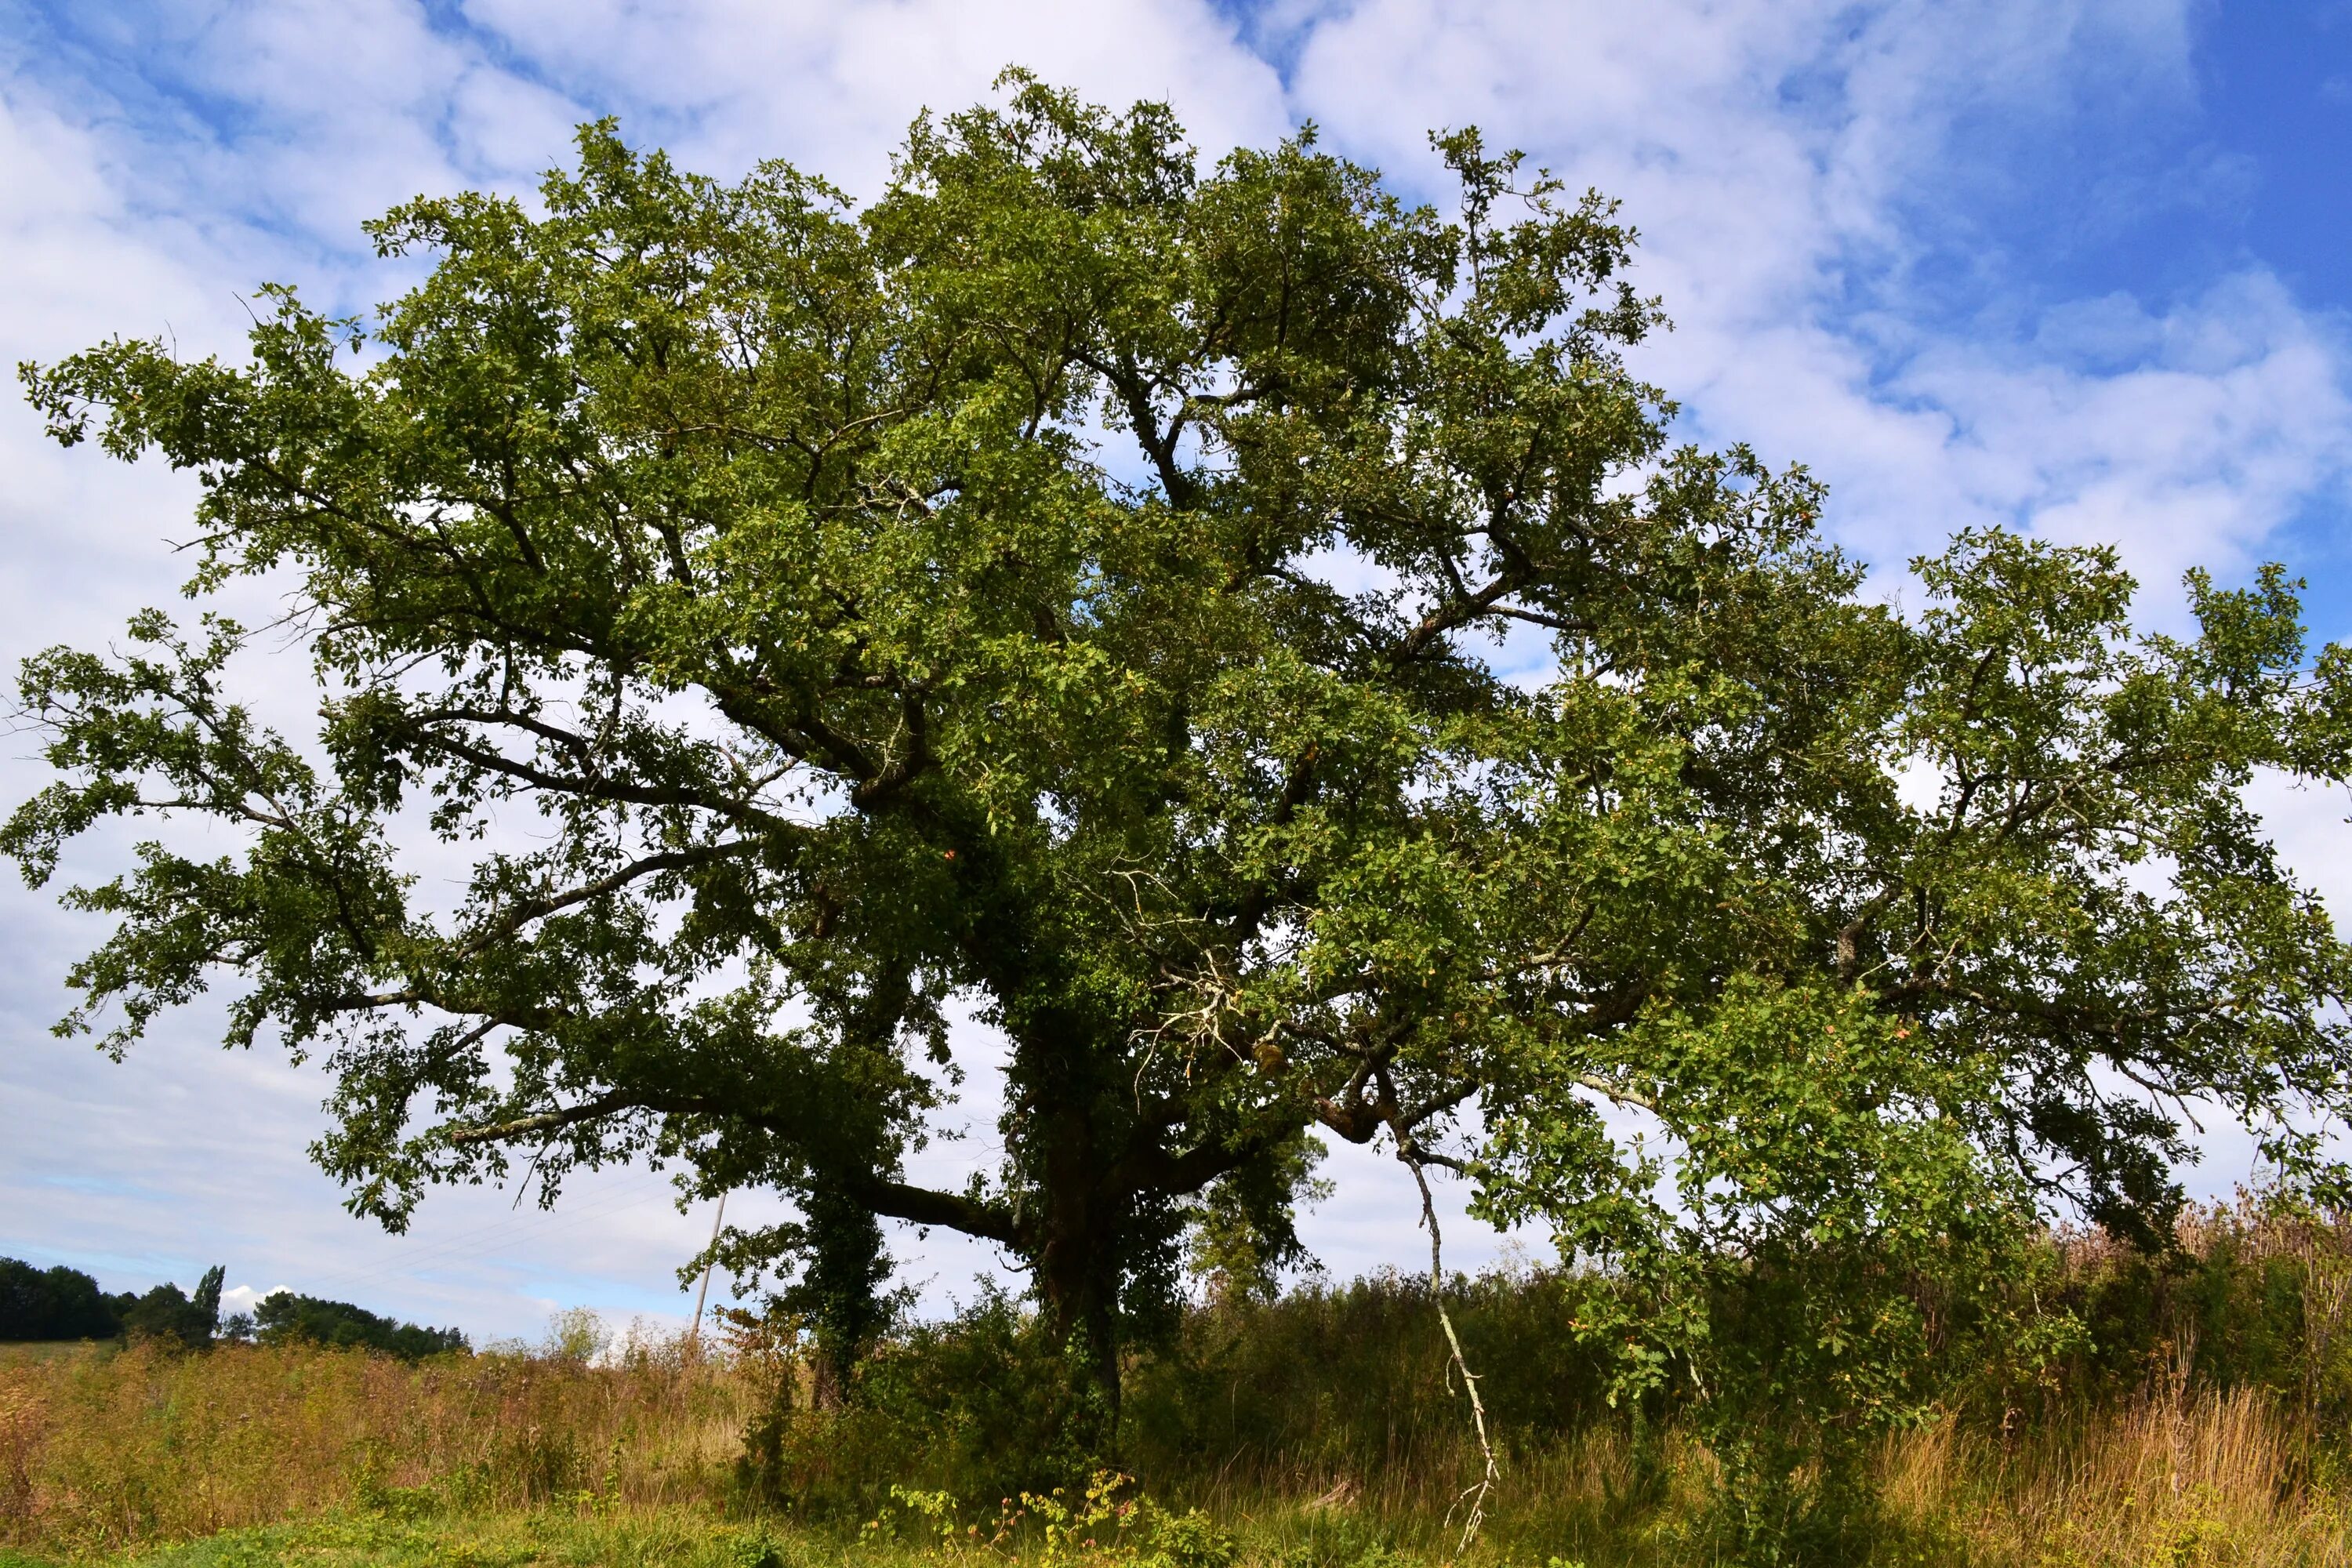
left=7, top=1196, right=2352, bottom=1565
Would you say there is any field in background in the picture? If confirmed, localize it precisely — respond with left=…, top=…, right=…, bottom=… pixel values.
left=8, top=1199, right=2352, bottom=1566
left=3, top=1351, right=2342, bottom=1566
left=0, top=1323, right=752, bottom=1557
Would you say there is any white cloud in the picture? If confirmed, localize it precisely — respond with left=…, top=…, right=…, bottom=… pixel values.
left=454, top=0, right=1291, bottom=192
left=1275, top=0, right=2352, bottom=640
left=217, top=1283, right=286, bottom=1316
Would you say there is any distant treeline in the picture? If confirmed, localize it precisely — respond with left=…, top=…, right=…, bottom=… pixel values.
left=247, top=1289, right=468, bottom=1359
left=0, top=1257, right=466, bottom=1358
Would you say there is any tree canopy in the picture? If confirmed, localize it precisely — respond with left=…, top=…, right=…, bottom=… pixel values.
left=118, top=1265, right=224, bottom=1351
left=250, top=1290, right=468, bottom=1359
left=0, top=1258, right=122, bottom=1341
left=13, top=74, right=2352, bottom=1495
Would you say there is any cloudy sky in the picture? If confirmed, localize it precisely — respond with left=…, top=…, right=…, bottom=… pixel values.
left=2, top=0, right=2349, bottom=1343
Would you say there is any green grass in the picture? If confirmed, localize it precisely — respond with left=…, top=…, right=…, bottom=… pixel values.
left=8, top=1508, right=829, bottom=1568
left=0, top=1343, right=107, bottom=1367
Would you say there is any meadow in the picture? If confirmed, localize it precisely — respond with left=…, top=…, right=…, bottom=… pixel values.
left=5, top=1198, right=2352, bottom=1567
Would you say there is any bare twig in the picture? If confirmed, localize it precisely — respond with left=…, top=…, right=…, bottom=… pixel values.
left=1402, top=1148, right=1499, bottom=1552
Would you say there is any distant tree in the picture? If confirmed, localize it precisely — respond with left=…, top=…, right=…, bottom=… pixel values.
left=119, top=1265, right=223, bottom=1350
left=252, top=1290, right=467, bottom=1359
left=0, top=1257, right=121, bottom=1340
left=13, top=74, right=2352, bottom=1532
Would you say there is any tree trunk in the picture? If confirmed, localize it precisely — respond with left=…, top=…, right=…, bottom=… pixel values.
left=1032, top=1101, right=1127, bottom=1446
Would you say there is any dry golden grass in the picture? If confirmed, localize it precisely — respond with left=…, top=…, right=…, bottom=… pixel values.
left=0, top=1334, right=758, bottom=1559
left=1877, top=1389, right=2352, bottom=1566
left=1160, top=1389, right=2352, bottom=1566
left=10, top=1327, right=2352, bottom=1566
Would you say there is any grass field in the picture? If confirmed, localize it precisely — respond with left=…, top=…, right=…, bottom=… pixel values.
left=0, top=1508, right=826, bottom=1568
left=0, top=1346, right=99, bottom=1367
left=12, top=1203, right=2352, bottom=1565
left=5, top=1345, right=2350, bottom=1566
left=0, top=1412, right=2344, bottom=1568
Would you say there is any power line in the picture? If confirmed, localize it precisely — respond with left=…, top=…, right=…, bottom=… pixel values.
left=287, top=1179, right=679, bottom=1299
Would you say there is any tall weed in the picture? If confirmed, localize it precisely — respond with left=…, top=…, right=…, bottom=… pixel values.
left=0, top=1332, right=753, bottom=1556
left=13, top=1196, right=2352, bottom=1563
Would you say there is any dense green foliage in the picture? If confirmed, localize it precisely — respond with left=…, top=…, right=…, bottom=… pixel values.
left=0, top=1261, right=234, bottom=1351
left=733, top=1200, right=2352, bottom=1560
left=12, top=74, right=2352, bottom=1544
left=0, top=1262, right=459, bottom=1360
left=116, top=1265, right=223, bottom=1351
left=249, top=1290, right=467, bottom=1359
left=0, top=1260, right=118, bottom=1342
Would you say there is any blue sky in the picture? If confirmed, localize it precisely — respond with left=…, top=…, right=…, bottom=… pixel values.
left=2, top=0, right=2349, bottom=1341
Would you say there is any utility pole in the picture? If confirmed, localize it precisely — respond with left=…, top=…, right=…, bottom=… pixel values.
left=688, top=1190, right=727, bottom=1355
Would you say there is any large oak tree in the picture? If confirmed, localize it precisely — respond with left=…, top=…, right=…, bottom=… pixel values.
left=13, top=78, right=2352, bottom=1465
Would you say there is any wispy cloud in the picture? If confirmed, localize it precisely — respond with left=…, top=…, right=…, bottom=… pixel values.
left=1282, top=0, right=2351, bottom=606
